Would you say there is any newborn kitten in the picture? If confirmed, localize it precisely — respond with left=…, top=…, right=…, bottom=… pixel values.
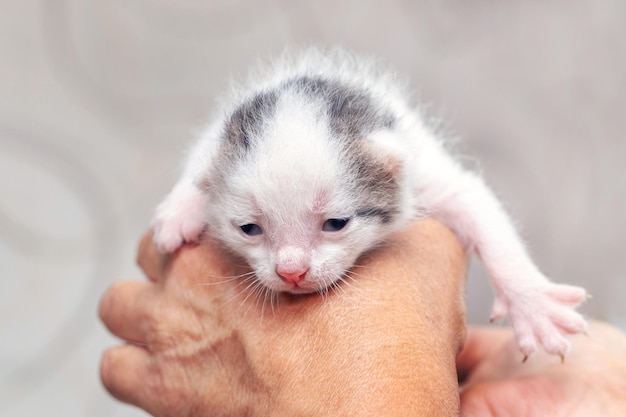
left=152, top=48, right=587, bottom=359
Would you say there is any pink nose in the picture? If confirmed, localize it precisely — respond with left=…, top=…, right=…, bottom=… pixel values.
left=277, top=269, right=308, bottom=285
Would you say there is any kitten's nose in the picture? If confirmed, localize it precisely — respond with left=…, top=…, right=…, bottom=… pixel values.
left=277, top=269, right=308, bottom=285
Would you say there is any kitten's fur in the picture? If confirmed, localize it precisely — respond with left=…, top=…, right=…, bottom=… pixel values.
left=152, top=48, right=587, bottom=358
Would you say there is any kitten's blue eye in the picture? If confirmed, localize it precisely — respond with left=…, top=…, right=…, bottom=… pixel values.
left=322, top=218, right=350, bottom=232
left=240, top=224, right=263, bottom=236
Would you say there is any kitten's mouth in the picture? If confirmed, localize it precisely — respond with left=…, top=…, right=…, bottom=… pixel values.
left=284, top=285, right=316, bottom=294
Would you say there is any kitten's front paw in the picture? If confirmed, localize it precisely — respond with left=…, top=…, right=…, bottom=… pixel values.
left=151, top=184, right=208, bottom=253
left=152, top=214, right=205, bottom=254
left=493, top=282, right=588, bottom=359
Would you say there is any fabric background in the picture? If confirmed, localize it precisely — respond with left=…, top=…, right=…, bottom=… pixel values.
left=1, top=1, right=624, bottom=416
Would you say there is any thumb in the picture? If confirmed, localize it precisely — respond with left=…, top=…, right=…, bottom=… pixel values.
left=459, top=381, right=508, bottom=417
left=457, top=326, right=513, bottom=381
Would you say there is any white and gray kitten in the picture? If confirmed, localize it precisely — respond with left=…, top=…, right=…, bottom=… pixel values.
left=152, top=48, right=587, bottom=359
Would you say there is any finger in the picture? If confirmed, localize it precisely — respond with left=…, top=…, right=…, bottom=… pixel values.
left=100, top=344, right=150, bottom=404
left=99, top=280, right=156, bottom=343
left=457, top=326, right=512, bottom=377
left=100, top=344, right=168, bottom=417
left=137, top=231, right=168, bottom=283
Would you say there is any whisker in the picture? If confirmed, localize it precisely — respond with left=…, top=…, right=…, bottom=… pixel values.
left=238, top=278, right=265, bottom=310
left=326, top=284, right=333, bottom=300
left=338, top=272, right=366, bottom=297
left=350, top=263, right=374, bottom=271
left=260, top=286, right=274, bottom=318
left=269, top=289, right=279, bottom=315
left=318, top=284, right=329, bottom=304
left=240, top=282, right=261, bottom=315
left=267, top=287, right=279, bottom=317
left=342, top=271, right=361, bottom=284
left=212, top=273, right=261, bottom=311
left=236, top=279, right=269, bottom=318
left=197, top=271, right=257, bottom=286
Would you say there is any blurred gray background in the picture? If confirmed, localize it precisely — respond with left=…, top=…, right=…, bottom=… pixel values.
left=1, top=1, right=624, bottom=416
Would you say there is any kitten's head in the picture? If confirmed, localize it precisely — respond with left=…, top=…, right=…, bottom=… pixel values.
left=206, top=76, right=409, bottom=293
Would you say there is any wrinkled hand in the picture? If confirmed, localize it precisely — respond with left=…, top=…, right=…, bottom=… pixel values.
left=458, top=321, right=626, bottom=417
left=99, top=220, right=467, bottom=417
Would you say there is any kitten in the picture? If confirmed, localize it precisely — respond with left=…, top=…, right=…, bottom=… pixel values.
left=151, top=48, right=587, bottom=359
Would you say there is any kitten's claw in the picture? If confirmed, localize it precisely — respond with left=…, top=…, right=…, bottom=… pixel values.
left=489, top=296, right=508, bottom=323
left=495, top=281, right=588, bottom=359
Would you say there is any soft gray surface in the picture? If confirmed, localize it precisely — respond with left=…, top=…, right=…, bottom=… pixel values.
left=1, top=1, right=624, bottom=416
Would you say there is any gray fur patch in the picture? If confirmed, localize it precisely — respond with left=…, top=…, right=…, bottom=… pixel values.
left=221, top=75, right=395, bottom=158
left=355, top=208, right=395, bottom=224
left=282, top=76, right=396, bottom=139
left=222, top=89, right=279, bottom=155
left=217, top=75, right=401, bottom=222
left=351, top=151, right=401, bottom=224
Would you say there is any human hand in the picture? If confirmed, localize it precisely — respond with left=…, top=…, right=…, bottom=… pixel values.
left=457, top=321, right=626, bottom=417
left=99, top=219, right=467, bottom=417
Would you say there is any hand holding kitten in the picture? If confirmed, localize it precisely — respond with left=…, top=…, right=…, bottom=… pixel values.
left=100, top=220, right=467, bottom=417
left=100, top=221, right=626, bottom=416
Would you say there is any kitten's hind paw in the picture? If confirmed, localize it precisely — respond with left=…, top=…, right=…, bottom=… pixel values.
left=495, top=282, right=588, bottom=359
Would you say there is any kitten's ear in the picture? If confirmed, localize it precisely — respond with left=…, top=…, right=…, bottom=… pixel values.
left=379, top=149, right=402, bottom=178
left=363, top=130, right=404, bottom=177
left=198, top=174, right=211, bottom=191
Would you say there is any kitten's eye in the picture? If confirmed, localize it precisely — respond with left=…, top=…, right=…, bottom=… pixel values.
left=240, top=224, right=263, bottom=236
left=322, top=218, right=350, bottom=232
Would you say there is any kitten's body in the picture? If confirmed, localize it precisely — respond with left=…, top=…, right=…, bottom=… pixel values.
left=152, top=48, right=587, bottom=358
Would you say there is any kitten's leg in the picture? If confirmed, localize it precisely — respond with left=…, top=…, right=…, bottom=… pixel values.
left=419, top=164, right=587, bottom=358
left=151, top=178, right=209, bottom=253
left=151, top=128, right=220, bottom=253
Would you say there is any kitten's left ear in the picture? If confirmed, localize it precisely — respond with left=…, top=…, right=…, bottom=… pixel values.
left=197, top=173, right=212, bottom=192
left=363, top=130, right=404, bottom=177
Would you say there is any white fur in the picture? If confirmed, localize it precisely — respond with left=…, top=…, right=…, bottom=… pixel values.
left=151, top=47, right=587, bottom=358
